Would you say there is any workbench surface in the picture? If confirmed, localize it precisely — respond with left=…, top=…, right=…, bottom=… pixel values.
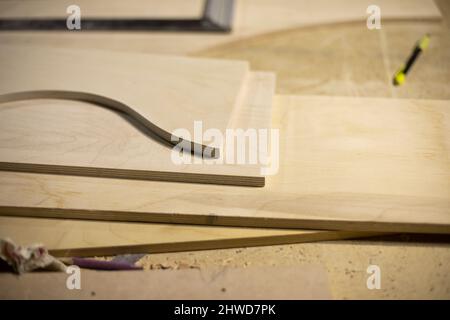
left=1, top=0, right=449, bottom=299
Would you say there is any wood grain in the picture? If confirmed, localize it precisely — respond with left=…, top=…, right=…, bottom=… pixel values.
left=0, top=216, right=375, bottom=257
left=0, top=45, right=249, bottom=154
left=0, top=95, right=448, bottom=233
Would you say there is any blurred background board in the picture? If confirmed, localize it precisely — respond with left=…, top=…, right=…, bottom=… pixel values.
left=0, top=0, right=205, bottom=18
left=196, top=20, right=450, bottom=100
left=0, top=0, right=441, bottom=53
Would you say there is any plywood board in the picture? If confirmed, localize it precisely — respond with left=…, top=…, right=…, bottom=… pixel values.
left=0, top=95, right=449, bottom=234
left=0, top=216, right=375, bottom=257
left=0, top=47, right=275, bottom=186
left=0, top=265, right=331, bottom=299
left=0, top=0, right=440, bottom=55
left=0, top=45, right=249, bottom=155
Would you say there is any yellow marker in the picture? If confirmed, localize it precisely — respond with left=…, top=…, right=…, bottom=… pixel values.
left=418, top=34, right=430, bottom=50
left=393, top=70, right=406, bottom=86
left=393, top=34, right=429, bottom=86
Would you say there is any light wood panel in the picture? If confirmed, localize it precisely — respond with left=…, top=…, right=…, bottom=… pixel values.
left=0, top=95, right=448, bottom=233
left=0, top=45, right=249, bottom=154
left=0, top=46, right=275, bottom=186
left=0, top=0, right=440, bottom=55
left=0, top=0, right=204, bottom=18
left=0, top=265, right=331, bottom=299
left=0, top=216, right=375, bottom=257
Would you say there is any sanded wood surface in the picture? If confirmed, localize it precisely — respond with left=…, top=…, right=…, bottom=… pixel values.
left=0, top=45, right=249, bottom=154
left=0, top=95, right=448, bottom=234
left=0, top=216, right=375, bottom=257
left=196, top=20, right=450, bottom=100
left=0, top=47, right=276, bottom=186
left=0, top=265, right=331, bottom=299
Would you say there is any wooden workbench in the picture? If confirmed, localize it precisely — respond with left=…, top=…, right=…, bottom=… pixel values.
left=0, top=0, right=449, bottom=299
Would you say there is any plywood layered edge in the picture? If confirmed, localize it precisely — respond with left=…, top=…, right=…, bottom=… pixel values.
left=0, top=95, right=448, bottom=234
left=0, top=56, right=275, bottom=186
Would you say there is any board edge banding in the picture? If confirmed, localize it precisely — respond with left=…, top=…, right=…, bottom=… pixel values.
left=0, top=70, right=275, bottom=187
left=0, top=162, right=265, bottom=187
left=46, top=230, right=377, bottom=257
left=0, top=205, right=449, bottom=234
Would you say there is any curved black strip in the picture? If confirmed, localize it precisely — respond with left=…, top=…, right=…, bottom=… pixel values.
left=0, top=90, right=217, bottom=158
left=0, top=18, right=226, bottom=32
left=0, top=0, right=234, bottom=32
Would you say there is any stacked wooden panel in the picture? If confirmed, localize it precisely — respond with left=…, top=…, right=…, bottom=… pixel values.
left=0, top=45, right=278, bottom=186
left=1, top=96, right=449, bottom=234
left=0, top=43, right=343, bottom=254
left=0, top=0, right=448, bottom=259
